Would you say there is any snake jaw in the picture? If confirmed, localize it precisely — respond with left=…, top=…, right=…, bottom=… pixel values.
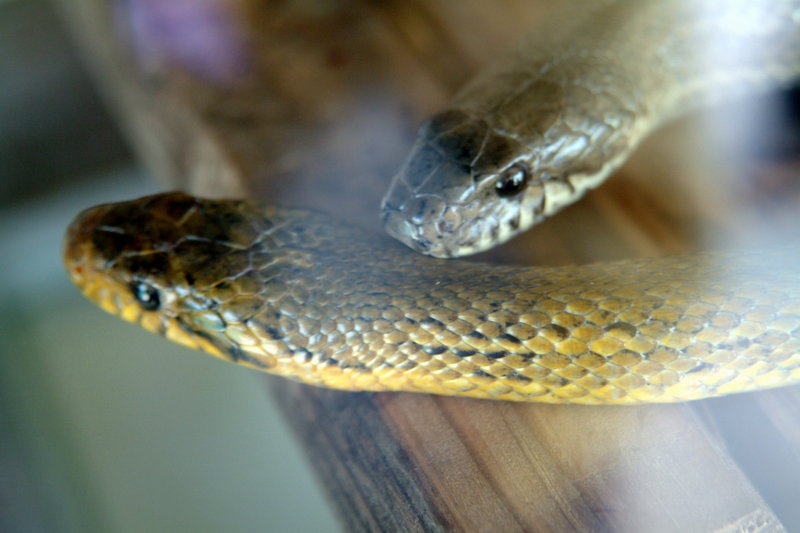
left=382, top=192, right=484, bottom=258
left=381, top=208, right=431, bottom=254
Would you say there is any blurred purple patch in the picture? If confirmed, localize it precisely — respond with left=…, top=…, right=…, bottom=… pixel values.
left=117, top=0, right=252, bottom=84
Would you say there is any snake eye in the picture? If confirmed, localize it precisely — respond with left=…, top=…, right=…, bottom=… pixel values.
left=130, top=281, right=161, bottom=311
left=494, top=163, right=529, bottom=197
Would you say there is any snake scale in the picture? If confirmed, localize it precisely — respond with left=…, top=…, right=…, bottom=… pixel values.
left=65, top=0, right=800, bottom=404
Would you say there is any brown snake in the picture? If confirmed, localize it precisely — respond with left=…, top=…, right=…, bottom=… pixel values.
left=64, top=1, right=800, bottom=404
left=382, top=0, right=800, bottom=257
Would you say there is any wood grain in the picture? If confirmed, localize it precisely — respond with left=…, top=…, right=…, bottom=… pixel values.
left=57, top=0, right=800, bottom=530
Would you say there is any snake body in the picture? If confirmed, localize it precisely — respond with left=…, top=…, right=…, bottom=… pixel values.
left=64, top=1, right=800, bottom=403
left=382, top=0, right=800, bottom=257
left=64, top=193, right=800, bottom=404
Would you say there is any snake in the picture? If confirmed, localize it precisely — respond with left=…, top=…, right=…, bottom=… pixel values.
left=382, top=0, right=800, bottom=257
left=63, top=0, right=800, bottom=404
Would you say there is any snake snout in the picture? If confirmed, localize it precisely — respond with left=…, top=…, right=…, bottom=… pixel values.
left=63, top=204, right=111, bottom=286
left=382, top=207, right=430, bottom=252
left=382, top=195, right=466, bottom=257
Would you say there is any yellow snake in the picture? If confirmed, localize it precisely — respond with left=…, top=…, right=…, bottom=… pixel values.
left=64, top=0, right=800, bottom=404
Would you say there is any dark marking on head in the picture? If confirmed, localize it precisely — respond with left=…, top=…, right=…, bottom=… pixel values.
left=471, top=128, right=521, bottom=171
left=119, top=252, right=170, bottom=279
left=158, top=192, right=200, bottom=222
left=433, top=125, right=487, bottom=166
left=421, top=109, right=471, bottom=138
left=403, top=143, right=445, bottom=183
left=90, top=225, right=134, bottom=262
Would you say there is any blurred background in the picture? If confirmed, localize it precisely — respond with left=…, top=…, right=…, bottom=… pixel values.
left=4, top=0, right=800, bottom=530
left=0, top=0, right=338, bottom=530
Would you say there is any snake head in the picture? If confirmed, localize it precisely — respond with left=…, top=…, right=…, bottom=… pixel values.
left=382, top=110, right=555, bottom=258
left=63, top=192, right=281, bottom=369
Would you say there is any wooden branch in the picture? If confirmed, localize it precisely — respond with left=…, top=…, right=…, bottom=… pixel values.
left=57, top=0, right=800, bottom=530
